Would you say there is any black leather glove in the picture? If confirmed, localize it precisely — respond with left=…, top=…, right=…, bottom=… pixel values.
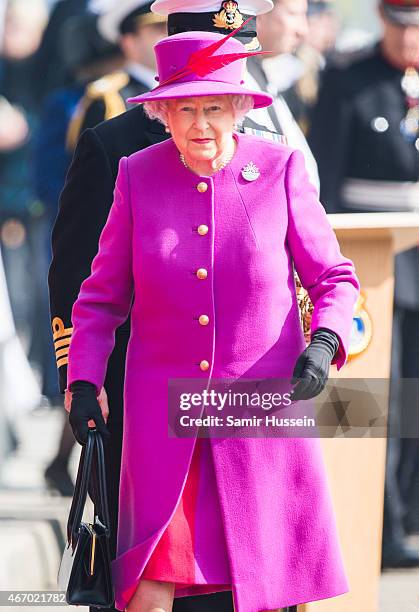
left=69, top=380, right=111, bottom=446
left=290, top=328, right=340, bottom=401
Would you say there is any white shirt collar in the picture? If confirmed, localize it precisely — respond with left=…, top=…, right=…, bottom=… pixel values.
left=125, top=63, right=157, bottom=90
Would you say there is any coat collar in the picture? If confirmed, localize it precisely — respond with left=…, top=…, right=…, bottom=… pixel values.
left=161, top=132, right=263, bottom=180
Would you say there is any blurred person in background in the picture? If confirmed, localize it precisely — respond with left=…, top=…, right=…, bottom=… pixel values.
left=32, top=10, right=123, bottom=495
left=0, top=248, right=18, bottom=467
left=308, top=0, right=419, bottom=568
left=0, top=0, right=48, bottom=371
left=0, top=244, right=42, bottom=476
left=1, top=0, right=47, bottom=61
left=254, top=0, right=320, bottom=189
left=282, top=0, right=339, bottom=134
left=31, top=0, right=89, bottom=105
left=48, top=2, right=287, bottom=611
left=0, top=0, right=47, bottom=472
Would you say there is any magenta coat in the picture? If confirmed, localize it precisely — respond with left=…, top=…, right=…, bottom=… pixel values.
left=68, top=133, right=360, bottom=611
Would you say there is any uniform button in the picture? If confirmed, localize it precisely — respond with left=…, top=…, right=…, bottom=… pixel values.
left=200, top=360, right=210, bottom=371
left=198, top=224, right=209, bottom=236
left=197, top=182, right=208, bottom=193
left=198, top=314, right=209, bottom=326
left=196, top=268, right=208, bottom=279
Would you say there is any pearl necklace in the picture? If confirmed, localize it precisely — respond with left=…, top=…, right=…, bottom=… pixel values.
left=179, top=150, right=235, bottom=174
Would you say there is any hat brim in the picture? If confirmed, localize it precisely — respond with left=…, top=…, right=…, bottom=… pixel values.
left=127, top=80, right=273, bottom=108
left=382, top=5, right=419, bottom=25
left=150, top=0, right=274, bottom=17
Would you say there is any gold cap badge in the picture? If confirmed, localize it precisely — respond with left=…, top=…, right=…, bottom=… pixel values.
left=213, top=1, right=244, bottom=30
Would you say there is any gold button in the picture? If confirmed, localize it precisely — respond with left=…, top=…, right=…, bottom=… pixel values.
left=197, top=182, right=208, bottom=193
left=200, top=360, right=210, bottom=371
left=198, top=224, right=209, bottom=236
left=196, top=268, right=208, bottom=279
left=198, top=314, right=209, bottom=326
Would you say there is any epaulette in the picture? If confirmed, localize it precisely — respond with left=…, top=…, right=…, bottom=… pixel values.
left=243, top=126, right=288, bottom=145
left=66, top=71, right=130, bottom=151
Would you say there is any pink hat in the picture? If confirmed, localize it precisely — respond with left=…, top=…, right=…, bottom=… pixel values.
left=126, top=27, right=273, bottom=109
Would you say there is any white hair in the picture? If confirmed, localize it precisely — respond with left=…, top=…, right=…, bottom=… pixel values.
left=143, top=94, right=254, bottom=127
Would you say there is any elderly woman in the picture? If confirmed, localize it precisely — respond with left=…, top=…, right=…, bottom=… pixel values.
left=67, top=29, right=360, bottom=612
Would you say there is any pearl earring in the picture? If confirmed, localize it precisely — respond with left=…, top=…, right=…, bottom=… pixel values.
left=165, top=125, right=170, bottom=133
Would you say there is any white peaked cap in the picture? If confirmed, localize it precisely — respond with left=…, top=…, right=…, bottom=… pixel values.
left=151, top=0, right=273, bottom=17
left=96, top=0, right=165, bottom=43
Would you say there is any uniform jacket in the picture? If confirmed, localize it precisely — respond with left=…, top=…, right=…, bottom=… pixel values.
left=308, top=44, right=419, bottom=308
left=67, top=133, right=360, bottom=612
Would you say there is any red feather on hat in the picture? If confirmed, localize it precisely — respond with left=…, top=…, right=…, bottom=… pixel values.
left=158, top=17, right=272, bottom=87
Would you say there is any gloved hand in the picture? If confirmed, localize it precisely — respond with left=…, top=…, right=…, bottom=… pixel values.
left=69, top=380, right=111, bottom=446
left=290, top=328, right=340, bottom=401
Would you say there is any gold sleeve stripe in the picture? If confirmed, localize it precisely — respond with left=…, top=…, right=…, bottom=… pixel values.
left=55, top=347, right=70, bottom=360
left=57, top=356, right=69, bottom=368
left=54, top=337, right=71, bottom=350
left=52, top=317, right=73, bottom=341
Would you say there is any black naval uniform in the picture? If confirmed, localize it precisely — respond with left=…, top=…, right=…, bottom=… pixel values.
left=308, top=43, right=418, bottom=213
left=308, top=44, right=419, bottom=566
left=48, top=104, right=295, bottom=612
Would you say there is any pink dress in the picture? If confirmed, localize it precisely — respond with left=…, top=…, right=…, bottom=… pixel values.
left=121, top=437, right=232, bottom=604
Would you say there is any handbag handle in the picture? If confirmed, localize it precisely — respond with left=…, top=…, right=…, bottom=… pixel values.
left=66, top=429, right=95, bottom=548
left=92, top=431, right=111, bottom=537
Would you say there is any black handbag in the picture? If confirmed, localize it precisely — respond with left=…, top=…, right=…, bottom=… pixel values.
left=58, top=428, right=115, bottom=608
